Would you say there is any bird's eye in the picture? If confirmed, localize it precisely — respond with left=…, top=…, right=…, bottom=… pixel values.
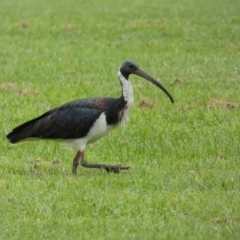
left=129, top=64, right=134, bottom=68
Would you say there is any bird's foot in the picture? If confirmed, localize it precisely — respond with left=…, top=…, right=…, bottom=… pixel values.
left=104, top=165, right=130, bottom=173
left=78, top=156, right=130, bottom=174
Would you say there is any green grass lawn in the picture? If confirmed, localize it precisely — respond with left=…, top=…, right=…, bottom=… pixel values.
left=1, top=0, right=240, bottom=239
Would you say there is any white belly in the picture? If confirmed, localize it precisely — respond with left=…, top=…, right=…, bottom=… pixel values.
left=65, top=112, right=114, bottom=151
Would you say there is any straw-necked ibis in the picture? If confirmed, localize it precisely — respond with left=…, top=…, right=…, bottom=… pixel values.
left=6, top=60, right=174, bottom=175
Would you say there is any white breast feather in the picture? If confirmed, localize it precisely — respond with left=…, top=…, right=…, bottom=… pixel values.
left=65, top=112, right=113, bottom=151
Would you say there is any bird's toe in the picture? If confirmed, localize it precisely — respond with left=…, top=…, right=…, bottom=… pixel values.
left=105, top=165, right=130, bottom=173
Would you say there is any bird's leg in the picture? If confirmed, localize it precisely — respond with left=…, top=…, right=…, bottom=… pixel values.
left=77, top=151, right=130, bottom=173
left=72, top=151, right=81, bottom=175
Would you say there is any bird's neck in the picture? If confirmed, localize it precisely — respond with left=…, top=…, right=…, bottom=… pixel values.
left=105, top=71, right=134, bottom=126
left=112, top=69, right=134, bottom=126
left=118, top=69, right=134, bottom=106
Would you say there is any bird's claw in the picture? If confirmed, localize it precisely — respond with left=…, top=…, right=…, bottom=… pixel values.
left=105, top=165, right=130, bottom=173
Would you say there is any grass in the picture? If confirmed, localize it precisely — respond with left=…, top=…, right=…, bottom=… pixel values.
left=0, top=0, right=240, bottom=239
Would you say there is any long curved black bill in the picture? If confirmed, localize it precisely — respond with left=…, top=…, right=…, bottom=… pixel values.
left=134, top=69, right=174, bottom=103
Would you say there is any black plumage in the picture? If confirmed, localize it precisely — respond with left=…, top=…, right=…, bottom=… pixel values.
left=7, top=97, right=125, bottom=142
left=6, top=60, right=174, bottom=175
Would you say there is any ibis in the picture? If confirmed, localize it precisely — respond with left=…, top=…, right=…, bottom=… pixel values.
left=6, top=60, right=174, bottom=175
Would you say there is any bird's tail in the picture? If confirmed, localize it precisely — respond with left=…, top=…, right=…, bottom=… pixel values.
left=6, top=118, right=39, bottom=144
left=6, top=105, right=57, bottom=144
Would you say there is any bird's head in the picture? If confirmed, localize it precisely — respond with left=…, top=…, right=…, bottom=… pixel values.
left=120, top=60, right=174, bottom=103
left=120, top=60, right=140, bottom=77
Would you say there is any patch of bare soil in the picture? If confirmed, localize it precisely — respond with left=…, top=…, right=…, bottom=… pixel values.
left=17, top=21, right=29, bottom=29
left=0, top=82, right=16, bottom=91
left=138, top=97, right=154, bottom=108
left=29, top=158, right=61, bottom=167
left=172, top=78, right=184, bottom=85
left=207, top=99, right=239, bottom=109
left=63, top=24, right=75, bottom=31
left=17, top=88, right=38, bottom=97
